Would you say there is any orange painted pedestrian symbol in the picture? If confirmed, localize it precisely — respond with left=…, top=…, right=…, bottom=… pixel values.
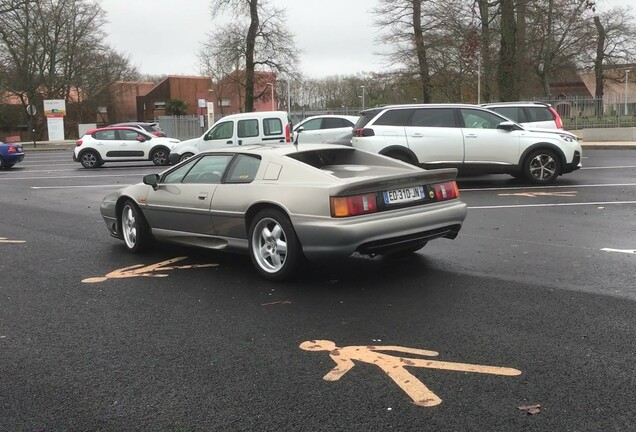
left=0, top=237, right=25, bottom=244
left=300, top=340, right=521, bottom=407
left=82, top=257, right=218, bottom=283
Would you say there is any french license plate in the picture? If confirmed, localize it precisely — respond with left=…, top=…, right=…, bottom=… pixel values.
left=383, top=186, right=425, bottom=204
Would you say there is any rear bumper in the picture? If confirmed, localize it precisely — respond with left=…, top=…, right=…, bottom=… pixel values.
left=5, top=153, right=24, bottom=164
left=293, top=200, right=467, bottom=259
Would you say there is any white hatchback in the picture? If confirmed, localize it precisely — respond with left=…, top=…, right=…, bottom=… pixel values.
left=73, top=126, right=180, bottom=168
left=293, top=115, right=359, bottom=144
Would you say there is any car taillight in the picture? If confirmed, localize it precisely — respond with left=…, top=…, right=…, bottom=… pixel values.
left=285, top=122, right=291, bottom=143
left=353, top=128, right=375, bottom=137
left=548, top=106, right=563, bottom=129
left=432, top=181, right=460, bottom=201
left=330, top=193, right=378, bottom=217
left=7, top=145, right=16, bottom=153
left=76, top=139, right=83, bottom=147
left=153, top=132, right=161, bottom=136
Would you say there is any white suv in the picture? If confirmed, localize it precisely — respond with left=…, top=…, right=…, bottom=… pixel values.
left=74, top=126, right=180, bottom=168
left=351, top=104, right=582, bottom=184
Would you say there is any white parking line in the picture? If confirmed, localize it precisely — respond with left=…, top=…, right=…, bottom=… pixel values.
left=0, top=174, right=143, bottom=180
left=601, top=248, right=636, bottom=254
left=468, top=200, right=636, bottom=209
left=461, top=183, right=636, bottom=192
left=31, top=184, right=128, bottom=189
left=581, top=165, right=636, bottom=170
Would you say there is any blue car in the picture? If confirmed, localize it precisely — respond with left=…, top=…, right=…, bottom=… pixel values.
left=0, top=141, right=25, bottom=169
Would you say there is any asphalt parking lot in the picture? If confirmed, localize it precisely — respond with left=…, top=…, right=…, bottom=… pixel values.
left=1, top=149, right=635, bottom=431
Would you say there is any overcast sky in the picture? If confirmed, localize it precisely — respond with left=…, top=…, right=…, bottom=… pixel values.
left=99, top=0, right=632, bottom=79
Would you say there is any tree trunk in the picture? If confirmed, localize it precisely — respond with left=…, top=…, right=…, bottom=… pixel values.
left=244, top=0, right=259, bottom=112
left=516, top=0, right=528, bottom=97
left=498, top=0, right=518, bottom=101
left=412, top=0, right=431, bottom=103
left=478, top=0, right=492, bottom=102
left=593, top=15, right=605, bottom=116
left=542, top=0, right=554, bottom=96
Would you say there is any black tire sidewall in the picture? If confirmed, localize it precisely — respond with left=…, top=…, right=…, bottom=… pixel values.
left=80, top=150, right=100, bottom=169
left=524, top=149, right=561, bottom=184
left=248, top=208, right=301, bottom=281
left=152, top=148, right=169, bottom=166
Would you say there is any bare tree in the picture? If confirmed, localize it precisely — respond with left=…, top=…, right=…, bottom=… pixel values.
left=203, top=0, right=298, bottom=112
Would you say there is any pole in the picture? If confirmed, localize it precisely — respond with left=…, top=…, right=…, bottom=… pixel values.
left=625, top=70, right=629, bottom=116
left=361, top=85, right=365, bottom=111
left=287, top=78, right=291, bottom=112
left=477, top=52, right=481, bottom=105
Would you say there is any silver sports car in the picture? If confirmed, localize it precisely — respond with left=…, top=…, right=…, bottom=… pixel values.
left=99, top=144, right=468, bottom=281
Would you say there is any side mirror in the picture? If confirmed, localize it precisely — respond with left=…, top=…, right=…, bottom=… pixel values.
left=497, top=121, right=518, bottom=131
left=294, top=126, right=304, bottom=145
left=143, top=173, right=160, bottom=190
left=136, top=135, right=146, bottom=142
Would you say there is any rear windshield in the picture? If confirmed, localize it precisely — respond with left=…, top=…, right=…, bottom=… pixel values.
left=286, top=148, right=356, bottom=168
left=526, top=107, right=554, bottom=122
left=353, top=109, right=383, bottom=129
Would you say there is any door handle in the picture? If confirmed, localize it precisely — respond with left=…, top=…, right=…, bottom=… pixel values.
left=226, top=140, right=233, bottom=145
left=465, top=134, right=478, bottom=138
left=198, top=193, right=208, bottom=200
left=411, top=133, right=424, bottom=137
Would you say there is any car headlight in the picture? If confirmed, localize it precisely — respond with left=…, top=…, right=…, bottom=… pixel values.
left=558, top=133, right=576, bottom=142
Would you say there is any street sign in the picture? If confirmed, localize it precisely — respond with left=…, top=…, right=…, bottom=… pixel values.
left=26, top=104, right=37, bottom=116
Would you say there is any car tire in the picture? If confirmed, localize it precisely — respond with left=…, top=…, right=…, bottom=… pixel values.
left=80, top=150, right=101, bottom=169
left=0, top=156, right=14, bottom=169
left=180, top=152, right=194, bottom=162
left=385, top=150, right=415, bottom=165
left=151, top=148, right=170, bottom=166
left=121, top=200, right=153, bottom=253
left=523, top=149, right=561, bottom=184
left=249, top=208, right=302, bottom=281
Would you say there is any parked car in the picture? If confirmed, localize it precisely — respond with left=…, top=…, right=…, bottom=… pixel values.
left=73, top=126, right=180, bottom=168
left=293, top=115, right=358, bottom=144
left=0, top=141, right=25, bottom=169
left=99, top=144, right=467, bottom=281
left=110, top=122, right=167, bottom=137
left=351, top=104, right=582, bottom=184
left=481, top=102, right=563, bottom=129
left=168, top=111, right=291, bottom=164
left=323, top=132, right=353, bottom=146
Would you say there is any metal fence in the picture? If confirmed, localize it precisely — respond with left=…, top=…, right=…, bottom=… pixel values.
left=155, top=116, right=205, bottom=140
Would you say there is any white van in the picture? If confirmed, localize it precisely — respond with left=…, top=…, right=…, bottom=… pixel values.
left=168, top=111, right=291, bottom=164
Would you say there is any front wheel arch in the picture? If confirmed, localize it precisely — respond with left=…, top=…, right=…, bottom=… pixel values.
left=518, top=143, right=566, bottom=169
left=379, top=146, right=418, bottom=165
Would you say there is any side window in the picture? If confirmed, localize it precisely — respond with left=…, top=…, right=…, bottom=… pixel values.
left=263, top=118, right=283, bottom=135
left=238, top=119, right=259, bottom=138
left=300, top=118, right=322, bottom=131
left=182, top=155, right=234, bottom=184
left=226, top=154, right=261, bottom=183
left=460, top=109, right=505, bottom=129
left=322, top=118, right=350, bottom=129
left=526, top=107, right=553, bottom=122
left=94, top=130, right=116, bottom=140
left=118, top=129, right=145, bottom=140
left=206, top=121, right=233, bottom=140
left=373, top=109, right=415, bottom=126
left=410, top=109, right=456, bottom=127
left=163, top=158, right=199, bottom=184
left=492, top=107, right=523, bottom=123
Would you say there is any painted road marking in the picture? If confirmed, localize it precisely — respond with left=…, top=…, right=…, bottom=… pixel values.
left=498, top=191, right=577, bottom=197
left=0, top=174, right=146, bottom=181
left=300, top=340, right=521, bottom=407
left=601, top=248, right=636, bottom=254
left=31, top=184, right=129, bottom=189
left=82, top=257, right=218, bottom=283
left=581, top=165, right=636, bottom=170
left=0, top=237, right=25, bottom=244
left=469, top=200, right=636, bottom=210
left=461, top=183, right=636, bottom=192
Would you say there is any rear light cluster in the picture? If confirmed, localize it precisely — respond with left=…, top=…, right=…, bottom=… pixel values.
left=330, top=181, right=460, bottom=218
left=548, top=106, right=564, bottom=129
left=7, top=145, right=17, bottom=153
left=76, top=140, right=83, bottom=147
left=352, top=128, right=375, bottom=137
left=285, top=123, right=291, bottom=142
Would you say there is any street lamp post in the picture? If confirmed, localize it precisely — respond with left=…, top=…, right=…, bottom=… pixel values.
left=360, top=85, right=365, bottom=111
left=267, top=83, right=275, bottom=111
left=625, top=70, right=630, bottom=116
